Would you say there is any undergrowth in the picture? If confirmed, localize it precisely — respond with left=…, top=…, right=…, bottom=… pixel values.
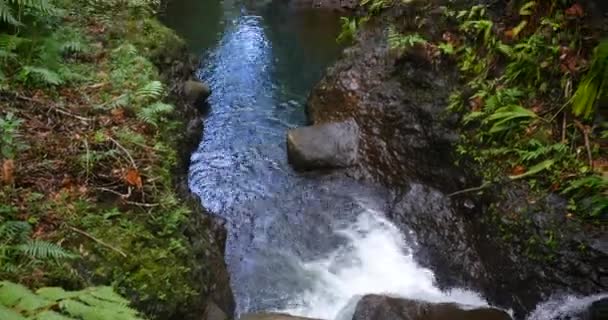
left=381, top=0, right=607, bottom=220
left=0, top=0, right=215, bottom=318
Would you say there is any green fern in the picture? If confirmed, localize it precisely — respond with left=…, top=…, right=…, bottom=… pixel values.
left=18, top=66, right=63, bottom=86
left=135, top=80, right=164, bottom=101
left=137, top=102, right=173, bottom=126
left=388, top=28, right=427, bottom=50
left=0, top=0, right=57, bottom=26
left=571, top=40, right=608, bottom=119
left=0, top=221, right=30, bottom=242
left=14, top=240, right=74, bottom=260
left=0, top=281, right=143, bottom=320
left=0, top=220, right=75, bottom=279
left=487, top=105, right=538, bottom=134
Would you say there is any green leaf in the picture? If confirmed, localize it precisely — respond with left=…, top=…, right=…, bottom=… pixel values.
left=36, top=287, right=78, bottom=301
left=0, top=305, right=26, bottom=320
left=0, top=281, right=33, bottom=307
left=32, top=310, right=74, bottom=320
left=509, top=159, right=555, bottom=179
left=519, top=1, right=536, bottom=15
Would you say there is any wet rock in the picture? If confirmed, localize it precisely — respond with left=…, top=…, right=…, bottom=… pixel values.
left=306, top=2, right=607, bottom=318
left=352, top=295, right=512, bottom=320
left=204, top=301, right=228, bottom=320
left=287, top=119, right=359, bottom=170
left=306, top=9, right=462, bottom=190
left=239, top=313, right=321, bottom=320
left=588, top=298, right=608, bottom=320
left=289, top=0, right=358, bottom=11
left=184, top=79, right=211, bottom=104
left=160, top=40, right=235, bottom=319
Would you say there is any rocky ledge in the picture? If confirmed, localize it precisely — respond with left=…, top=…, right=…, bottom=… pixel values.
left=296, top=1, right=606, bottom=319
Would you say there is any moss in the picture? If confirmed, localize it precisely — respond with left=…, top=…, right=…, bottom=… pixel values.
left=0, top=0, right=224, bottom=318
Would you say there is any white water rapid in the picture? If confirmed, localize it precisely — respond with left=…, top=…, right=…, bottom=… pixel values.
left=276, top=208, right=489, bottom=319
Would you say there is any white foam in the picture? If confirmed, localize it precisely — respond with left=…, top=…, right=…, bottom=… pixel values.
left=526, top=293, right=607, bottom=320
left=276, top=209, right=487, bottom=319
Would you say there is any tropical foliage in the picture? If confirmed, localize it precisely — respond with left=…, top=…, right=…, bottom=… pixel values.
left=0, top=281, right=142, bottom=320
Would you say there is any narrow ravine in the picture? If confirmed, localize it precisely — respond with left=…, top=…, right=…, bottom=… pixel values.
left=163, top=1, right=606, bottom=319
left=164, top=1, right=487, bottom=317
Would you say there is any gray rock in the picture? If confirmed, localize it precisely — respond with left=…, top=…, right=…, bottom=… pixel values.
left=204, top=301, right=227, bottom=320
left=239, top=313, right=320, bottom=320
left=287, top=119, right=359, bottom=170
left=352, top=295, right=512, bottom=320
left=184, top=80, right=211, bottom=104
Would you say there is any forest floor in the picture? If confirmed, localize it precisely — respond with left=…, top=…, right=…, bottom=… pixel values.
left=0, top=0, right=225, bottom=318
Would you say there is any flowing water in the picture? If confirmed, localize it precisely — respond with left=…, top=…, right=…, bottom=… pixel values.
left=163, top=1, right=605, bottom=319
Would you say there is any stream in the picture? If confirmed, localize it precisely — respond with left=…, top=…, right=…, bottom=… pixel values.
left=162, top=1, right=605, bottom=319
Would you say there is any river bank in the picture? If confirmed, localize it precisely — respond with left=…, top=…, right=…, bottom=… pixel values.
left=0, top=0, right=232, bottom=318
left=303, top=0, right=606, bottom=318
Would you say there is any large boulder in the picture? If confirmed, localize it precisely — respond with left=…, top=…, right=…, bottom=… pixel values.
left=240, top=313, right=321, bottom=320
left=183, top=79, right=211, bottom=104
left=352, top=295, right=512, bottom=320
left=287, top=119, right=359, bottom=170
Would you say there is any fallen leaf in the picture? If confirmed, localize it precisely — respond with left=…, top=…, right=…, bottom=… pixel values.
left=511, top=165, right=526, bottom=176
left=2, top=159, right=15, bottom=185
left=111, top=108, right=125, bottom=123
left=125, top=168, right=143, bottom=189
left=469, top=96, right=484, bottom=111
left=565, top=3, right=584, bottom=17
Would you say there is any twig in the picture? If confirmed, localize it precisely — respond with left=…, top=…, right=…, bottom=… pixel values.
left=15, top=94, right=92, bottom=122
left=68, top=226, right=127, bottom=258
left=108, top=136, right=138, bottom=169
left=447, top=182, right=491, bottom=197
left=50, top=106, right=92, bottom=122
left=83, top=139, right=90, bottom=183
left=125, top=200, right=160, bottom=208
left=574, top=120, right=593, bottom=169
left=96, top=187, right=130, bottom=198
left=561, top=113, right=567, bottom=144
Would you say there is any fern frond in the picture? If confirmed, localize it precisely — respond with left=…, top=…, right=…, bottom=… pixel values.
left=19, top=66, right=63, bottom=85
left=0, top=34, right=29, bottom=52
left=135, top=80, right=164, bottom=100
left=0, top=0, right=20, bottom=26
left=60, top=40, right=85, bottom=54
left=14, top=239, right=74, bottom=260
left=137, top=102, right=173, bottom=126
left=0, top=221, right=31, bottom=243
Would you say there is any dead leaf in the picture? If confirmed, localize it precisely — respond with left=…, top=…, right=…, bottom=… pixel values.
left=511, top=165, right=526, bottom=176
left=111, top=108, right=125, bottom=123
left=469, top=96, right=484, bottom=111
left=125, top=168, right=143, bottom=189
left=565, top=3, right=584, bottom=17
left=2, top=159, right=15, bottom=185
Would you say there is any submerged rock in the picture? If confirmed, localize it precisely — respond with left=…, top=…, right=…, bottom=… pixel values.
left=352, top=295, right=512, bottom=320
left=240, top=313, right=321, bottom=320
left=287, top=119, right=359, bottom=170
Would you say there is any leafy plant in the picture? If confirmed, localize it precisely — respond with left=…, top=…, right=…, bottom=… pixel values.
left=337, top=17, right=359, bottom=44
left=0, top=113, right=25, bottom=159
left=0, top=219, right=74, bottom=276
left=0, top=281, right=143, bottom=319
left=571, top=40, right=608, bottom=119
left=487, top=105, right=538, bottom=134
left=137, top=101, right=174, bottom=126
left=387, top=28, right=427, bottom=50
left=562, top=176, right=608, bottom=217
left=0, top=0, right=57, bottom=27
